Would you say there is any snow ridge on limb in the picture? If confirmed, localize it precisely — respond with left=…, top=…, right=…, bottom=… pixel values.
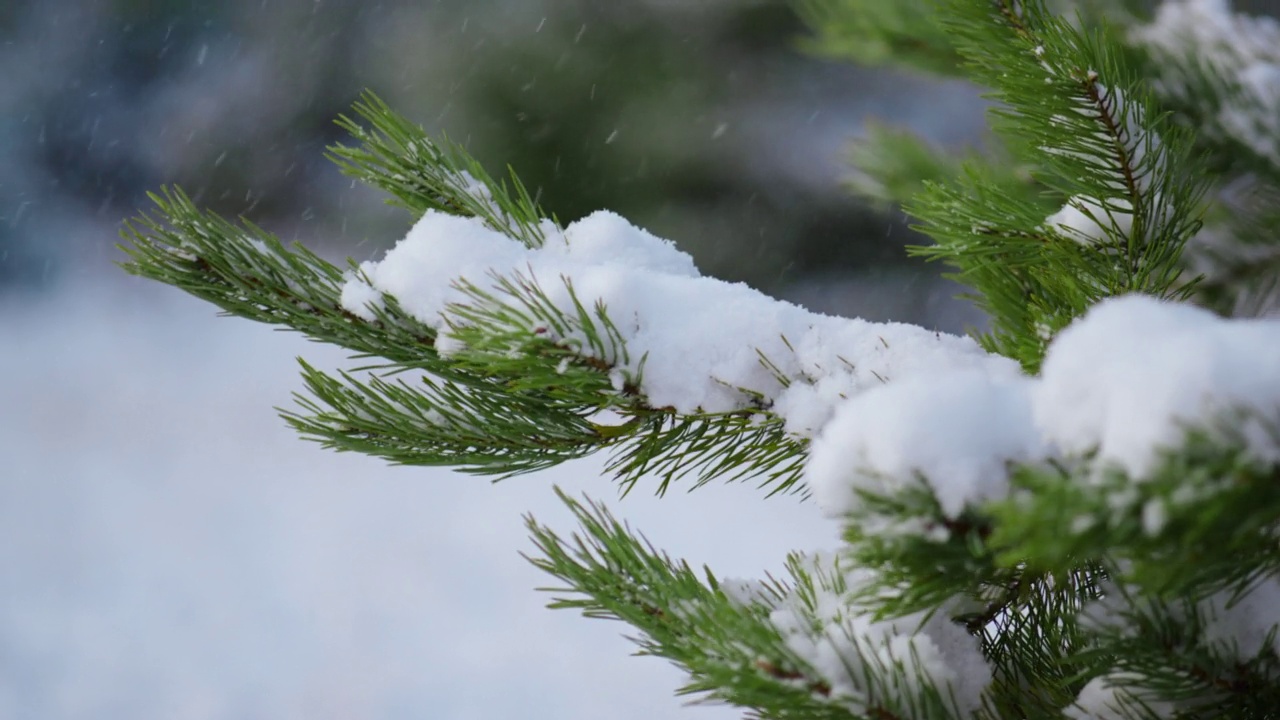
left=330, top=202, right=1011, bottom=495
left=341, top=207, right=1015, bottom=435
left=808, top=295, right=1280, bottom=568
left=809, top=295, right=1280, bottom=513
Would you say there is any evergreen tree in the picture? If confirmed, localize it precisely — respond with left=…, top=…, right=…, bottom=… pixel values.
left=119, top=0, right=1280, bottom=717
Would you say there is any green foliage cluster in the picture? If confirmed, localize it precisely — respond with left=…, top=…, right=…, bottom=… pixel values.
left=120, top=0, right=1280, bottom=718
left=121, top=94, right=807, bottom=497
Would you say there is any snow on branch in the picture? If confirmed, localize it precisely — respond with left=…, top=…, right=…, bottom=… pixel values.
left=1064, top=673, right=1175, bottom=720
left=807, top=294, right=1280, bottom=530
left=340, top=209, right=1016, bottom=440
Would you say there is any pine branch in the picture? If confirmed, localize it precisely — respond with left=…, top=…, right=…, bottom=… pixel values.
left=526, top=489, right=978, bottom=720
left=794, top=0, right=1153, bottom=81
left=119, top=98, right=814, bottom=494
left=836, top=480, right=1009, bottom=619
left=606, top=412, right=807, bottom=497
left=1101, top=3, right=1280, bottom=320
left=986, top=414, right=1280, bottom=599
left=281, top=361, right=608, bottom=475
left=525, top=489, right=854, bottom=718
left=978, top=566, right=1103, bottom=719
left=1188, top=178, right=1280, bottom=317
left=114, top=3, right=1280, bottom=715
left=826, top=479, right=1107, bottom=717
left=328, top=90, right=553, bottom=247
left=124, top=93, right=1010, bottom=496
left=119, top=187, right=442, bottom=371
left=1081, top=582, right=1280, bottom=717
left=906, top=0, right=1206, bottom=370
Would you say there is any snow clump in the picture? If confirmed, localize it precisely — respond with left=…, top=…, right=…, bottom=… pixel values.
left=807, top=295, right=1280, bottom=522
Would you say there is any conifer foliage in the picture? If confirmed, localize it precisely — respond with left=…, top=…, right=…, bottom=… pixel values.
left=121, top=1, right=1280, bottom=717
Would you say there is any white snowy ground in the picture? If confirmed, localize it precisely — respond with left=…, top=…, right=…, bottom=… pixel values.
left=0, top=280, right=835, bottom=720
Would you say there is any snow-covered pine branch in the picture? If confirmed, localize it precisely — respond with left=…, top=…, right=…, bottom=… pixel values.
left=338, top=207, right=1013, bottom=437
left=529, top=492, right=993, bottom=720
left=119, top=0, right=1280, bottom=718
left=124, top=95, right=1012, bottom=497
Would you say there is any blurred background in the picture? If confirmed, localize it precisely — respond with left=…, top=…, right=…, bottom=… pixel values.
left=1, top=1, right=992, bottom=718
